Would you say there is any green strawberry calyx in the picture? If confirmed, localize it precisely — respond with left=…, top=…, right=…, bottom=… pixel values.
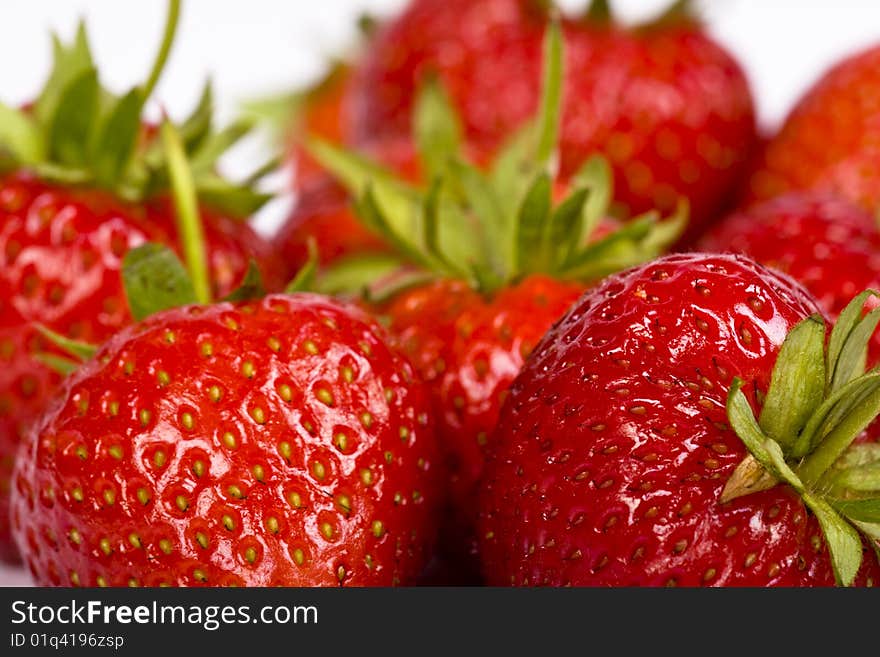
left=35, top=120, right=269, bottom=374
left=303, top=20, right=687, bottom=300
left=0, top=0, right=271, bottom=218
left=724, top=291, right=880, bottom=586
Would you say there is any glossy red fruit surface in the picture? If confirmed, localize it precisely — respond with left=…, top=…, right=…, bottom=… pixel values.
left=0, top=173, right=277, bottom=562
left=380, top=274, right=583, bottom=561
left=11, top=294, right=440, bottom=586
left=698, top=192, right=880, bottom=359
left=745, top=45, right=880, bottom=209
left=479, top=253, right=880, bottom=586
left=348, top=0, right=756, bottom=235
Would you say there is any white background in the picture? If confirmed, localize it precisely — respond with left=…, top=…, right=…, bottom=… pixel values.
left=2, top=0, right=880, bottom=585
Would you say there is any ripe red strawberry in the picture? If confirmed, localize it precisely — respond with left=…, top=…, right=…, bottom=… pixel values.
left=479, top=253, right=880, bottom=586
left=379, top=275, right=582, bottom=565
left=745, top=45, right=880, bottom=208
left=346, top=0, right=756, bottom=237
left=698, top=192, right=880, bottom=360
left=305, top=24, right=687, bottom=568
left=10, top=292, right=440, bottom=587
left=0, top=6, right=279, bottom=562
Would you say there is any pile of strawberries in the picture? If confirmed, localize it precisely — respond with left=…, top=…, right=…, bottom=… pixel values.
left=2, top=0, right=879, bottom=588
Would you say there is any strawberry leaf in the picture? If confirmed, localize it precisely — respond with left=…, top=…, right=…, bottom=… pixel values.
left=758, top=315, right=826, bottom=451
left=799, top=380, right=880, bottom=487
left=194, top=176, right=273, bottom=218
left=33, top=353, right=81, bottom=377
left=122, top=243, right=197, bottom=321
left=48, top=68, right=99, bottom=167
left=831, top=499, right=880, bottom=524
left=726, top=378, right=863, bottom=586
left=91, top=87, right=144, bottom=188
left=516, top=172, right=553, bottom=273
left=285, top=238, right=318, bottom=294
left=0, top=103, right=45, bottom=166
left=315, top=253, right=407, bottom=297
left=570, top=155, right=614, bottom=245
left=826, top=290, right=879, bottom=391
left=535, top=18, right=564, bottom=171
left=414, top=78, right=462, bottom=180
left=178, top=80, right=215, bottom=150
left=222, top=260, right=266, bottom=302
left=35, top=22, right=95, bottom=127
left=34, top=324, right=98, bottom=362
left=830, top=305, right=880, bottom=393
left=548, top=188, right=589, bottom=269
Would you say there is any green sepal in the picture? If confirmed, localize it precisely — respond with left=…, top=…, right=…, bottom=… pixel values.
left=557, top=203, right=687, bottom=282
left=48, top=68, right=99, bottom=167
left=34, top=324, right=98, bottom=362
left=826, top=290, right=879, bottom=392
left=35, top=22, right=95, bottom=127
left=188, top=119, right=253, bottom=176
left=284, top=238, right=319, bottom=294
left=827, top=444, right=880, bottom=493
left=0, top=1, right=270, bottom=223
left=831, top=499, right=880, bottom=524
left=33, top=353, right=81, bottom=377
left=757, top=315, right=826, bottom=451
left=0, top=103, right=45, bottom=166
left=414, top=78, right=462, bottom=181
left=222, top=260, right=266, bottom=302
left=122, top=243, right=198, bottom=321
left=793, top=372, right=880, bottom=458
left=571, top=155, right=613, bottom=246
left=177, top=80, right=215, bottom=151
left=585, top=0, right=613, bottom=22
left=547, top=188, right=589, bottom=268
left=828, top=292, right=880, bottom=392
left=798, top=380, right=880, bottom=487
left=516, top=173, right=554, bottom=274
left=194, top=175, right=274, bottom=217
left=315, top=253, right=408, bottom=297
left=90, top=87, right=145, bottom=188
left=535, top=18, right=564, bottom=170
left=726, top=379, right=864, bottom=586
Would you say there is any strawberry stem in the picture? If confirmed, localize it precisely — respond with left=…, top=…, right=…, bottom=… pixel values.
left=161, top=120, right=211, bottom=304
left=142, top=0, right=181, bottom=101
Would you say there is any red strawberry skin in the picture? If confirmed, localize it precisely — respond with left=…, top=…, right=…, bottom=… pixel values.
left=10, top=294, right=439, bottom=586
left=745, top=45, right=880, bottom=209
left=0, top=173, right=278, bottom=563
left=698, top=193, right=880, bottom=359
left=347, top=0, right=756, bottom=235
left=478, top=253, right=880, bottom=586
left=379, top=275, right=583, bottom=563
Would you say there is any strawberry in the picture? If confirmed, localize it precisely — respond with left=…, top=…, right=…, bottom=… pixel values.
left=698, top=192, right=880, bottom=360
left=10, top=293, right=439, bottom=587
left=9, top=124, right=440, bottom=586
left=0, top=2, right=279, bottom=562
left=478, top=252, right=880, bottom=586
left=745, top=44, right=880, bottom=209
left=345, top=0, right=756, bottom=237
left=305, top=24, right=686, bottom=567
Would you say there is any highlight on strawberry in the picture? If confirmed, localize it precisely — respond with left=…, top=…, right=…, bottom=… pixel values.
left=295, top=22, right=687, bottom=570
left=0, top=0, right=282, bottom=563
left=8, top=118, right=441, bottom=587
left=478, top=252, right=880, bottom=587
